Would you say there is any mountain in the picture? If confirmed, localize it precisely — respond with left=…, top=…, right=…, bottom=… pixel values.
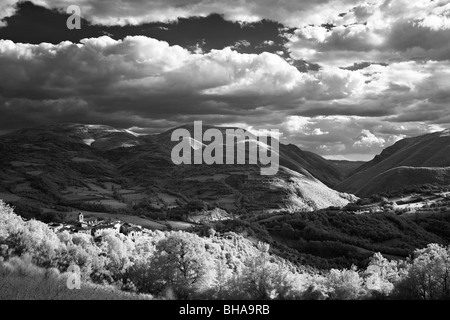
left=8, top=123, right=149, bottom=150
left=0, top=124, right=355, bottom=220
left=278, top=145, right=346, bottom=187
left=337, top=129, right=450, bottom=196
left=158, top=124, right=347, bottom=187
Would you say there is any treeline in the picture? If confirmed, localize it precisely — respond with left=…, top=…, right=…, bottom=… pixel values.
left=367, top=184, right=450, bottom=200
left=213, top=210, right=449, bottom=269
left=416, top=213, right=450, bottom=242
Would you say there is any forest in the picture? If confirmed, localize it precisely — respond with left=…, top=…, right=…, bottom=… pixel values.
left=1, top=200, right=450, bottom=300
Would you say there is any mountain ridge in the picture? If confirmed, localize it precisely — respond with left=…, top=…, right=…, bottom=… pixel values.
left=338, top=130, right=450, bottom=196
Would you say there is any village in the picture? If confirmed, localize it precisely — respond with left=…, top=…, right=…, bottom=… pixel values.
left=46, top=212, right=145, bottom=240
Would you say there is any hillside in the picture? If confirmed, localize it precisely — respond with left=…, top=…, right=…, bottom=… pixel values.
left=356, top=166, right=450, bottom=197
left=338, top=130, right=450, bottom=196
left=0, top=123, right=355, bottom=222
left=157, top=124, right=347, bottom=187
left=325, top=160, right=366, bottom=178
left=278, top=145, right=346, bottom=187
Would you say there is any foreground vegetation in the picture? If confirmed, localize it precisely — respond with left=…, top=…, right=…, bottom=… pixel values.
left=1, top=200, right=450, bottom=300
left=0, top=255, right=151, bottom=300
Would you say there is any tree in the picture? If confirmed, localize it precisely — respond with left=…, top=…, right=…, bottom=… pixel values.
left=145, top=233, right=214, bottom=299
left=325, top=266, right=365, bottom=300
left=211, top=257, right=232, bottom=299
left=101, top=231, right=134, bottom=281
left=234, top=242, right=305, bottom=300
left=208, top=228, right=216, bottom=238
left=364, top=252, right=399, bottom=297
left=394, top=244, right=450, bottom=299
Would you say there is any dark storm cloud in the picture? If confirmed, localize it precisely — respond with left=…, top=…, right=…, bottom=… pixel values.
left=0, top=2, right=294, bottom=57
left=0, top=0, right=358, bottom=28
left=0, top=35, right=365, bottom=131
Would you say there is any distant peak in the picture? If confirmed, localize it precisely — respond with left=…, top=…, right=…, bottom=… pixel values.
left=440, top=129, right=450, bottom=137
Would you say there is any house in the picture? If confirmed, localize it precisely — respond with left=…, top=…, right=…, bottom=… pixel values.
left=74, top=221, right=88, bottom=228
left=112, top=221, right=122, bottom=231
left=58, top=226, right=73, bottom=233
left=92, top=222, right=122, bottom=238
left=48, top=222, right=64, bottom=231
left=75, top=226, right=93, bottom=235
left=85, top=219, right=98, bottom=226
left=120, top=224, right=143, bottom=238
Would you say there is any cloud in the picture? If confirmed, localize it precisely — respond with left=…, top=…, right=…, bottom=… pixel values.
left=387, top=134, right=407, bottom=144
left=232, top=40, right=251, bottom=49
left=0, top=0, right=17, bottom=27
left=0, top=35, right=448, bottom=160
left=310, top=128, right=329, bottom=135
left=283, top=116, right=312, bottom=133
left=262, top=40, right=275, bottom=46
left=0, top=0, right=357, bottom=27
left=0, top=36, right=367, bottom=130
left=286, top=0, right=450, bottom=66
left=353, top=129, right=385, bottom=148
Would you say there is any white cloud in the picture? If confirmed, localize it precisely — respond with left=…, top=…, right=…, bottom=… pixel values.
left=387, top=134, right=407, bottom=145
left=232, top=40, right=251, bottom=49
left=353, top=129, right=386, bottom=148
left=287, top=0, right=450, bottom=66
left=0, top=0, right=17, bottom=27
left=283, top=116, right=312, bottom=133
left=311, top=128, right=329, bottom=135
left=262, top=40, right=275, bottom=46
left=318, top=144, right=331, bottom=151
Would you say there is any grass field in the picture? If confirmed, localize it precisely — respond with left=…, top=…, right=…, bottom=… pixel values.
left=165, top=221, right=195, bottom=230
left=0, top=258, right=152, bottom=300
left=86, top=199, right=128, bottom=209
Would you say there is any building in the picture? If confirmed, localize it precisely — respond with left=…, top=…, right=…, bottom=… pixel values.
left=48, top=222, right=64, bottom=231
left=75, top=226, right=93, bottom=235
left=74, top=212, right=88, bottom=228
left=120, top=223, right=143, bottom=238
left=92, top=222, right=122, bottom=238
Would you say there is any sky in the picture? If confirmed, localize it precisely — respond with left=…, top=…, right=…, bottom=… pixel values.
left=0, top=0, right=449, bottom=161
